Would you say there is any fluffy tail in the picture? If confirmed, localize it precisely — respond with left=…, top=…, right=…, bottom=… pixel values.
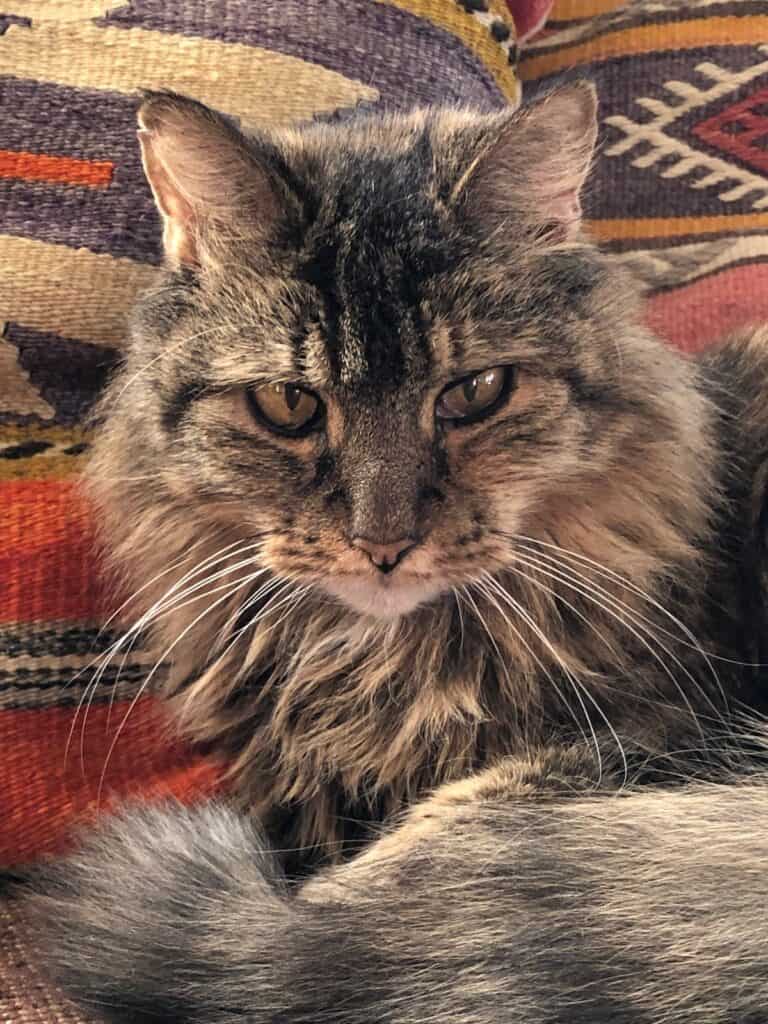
left=28, top=785, right=768, bottom=1023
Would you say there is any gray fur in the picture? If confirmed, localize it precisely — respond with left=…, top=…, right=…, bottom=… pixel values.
left=31, top=782, right=768, bottom=1023
left=25, top=85, right=768, bottom=1021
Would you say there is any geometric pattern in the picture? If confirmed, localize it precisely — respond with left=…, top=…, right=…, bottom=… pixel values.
left=521, top=0, right=768, bottom=352
left=604, top=46, right=768, bottom=210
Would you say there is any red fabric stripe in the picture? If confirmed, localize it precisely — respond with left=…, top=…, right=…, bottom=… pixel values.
left=0, top=148, right=113, bottom=186
left=0, top=480, right=105, bottom=623
left=0, top=697, right=224, bottom=865
left=645, top=263, right=768, bottom=353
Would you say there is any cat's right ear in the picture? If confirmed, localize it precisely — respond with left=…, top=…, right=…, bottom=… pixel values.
left=137, top=92, right=281, bottom=269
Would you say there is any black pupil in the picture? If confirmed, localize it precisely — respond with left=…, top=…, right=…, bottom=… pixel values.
left=462, top=377, right=479, bottom=405
left=285, top=385, right=302, bottom=412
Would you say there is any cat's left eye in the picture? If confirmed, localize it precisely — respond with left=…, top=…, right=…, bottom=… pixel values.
left=247, top=382, right=322, bottom=435
left=436, top=367, right=512, bottom=423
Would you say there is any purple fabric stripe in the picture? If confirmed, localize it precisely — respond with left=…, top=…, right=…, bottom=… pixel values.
left=100, top=0, right=507, bottom=110
left=1, top=176, right=161, bottom=264
left=0, top=77, right=142, bottom=161
left=5, top=323, right=119, bottom=425
left=0, top=14, right=30, bottom=34
left=0, top=80, right=160, bottom=262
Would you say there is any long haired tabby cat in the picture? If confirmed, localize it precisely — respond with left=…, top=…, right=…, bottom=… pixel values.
left=30, top=83, right=768, bottom=1021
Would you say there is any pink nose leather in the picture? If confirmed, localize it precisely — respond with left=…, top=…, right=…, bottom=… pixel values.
left=352, top=536, right=416, bottom=572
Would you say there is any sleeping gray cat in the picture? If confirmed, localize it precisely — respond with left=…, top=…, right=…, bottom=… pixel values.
left=29, top=83, right=768, bottom=1021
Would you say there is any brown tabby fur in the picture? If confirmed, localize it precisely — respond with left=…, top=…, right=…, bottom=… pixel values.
left=27, top=83, right=768, bottom=1024
left=80, top=84, right=764, bottom=865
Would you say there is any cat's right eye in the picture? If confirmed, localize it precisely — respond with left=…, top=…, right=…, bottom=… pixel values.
left=246, top=382, right=323, bottom=436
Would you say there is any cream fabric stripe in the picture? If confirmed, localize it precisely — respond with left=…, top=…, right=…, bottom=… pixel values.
left=0, top=21, right=379, bottom=127
left=1, top=235, right=159, bottom=347
left=0, top=334, right=56, bottom=419
left=0, top=652, right=154, bottom=675
left=0, top=425, right=91, bottom=479
left=4, top=0, right=123, bottom=21
left=612, top=234, right=768, bottom=290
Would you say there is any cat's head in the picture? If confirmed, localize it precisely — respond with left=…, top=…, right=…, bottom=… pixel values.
left=91, top=85, right=707, bottom=627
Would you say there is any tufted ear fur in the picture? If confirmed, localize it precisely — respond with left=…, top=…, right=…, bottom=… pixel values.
left=459, top=81, right=598, bottom=242
left=137, top=91, right=283, bottom=268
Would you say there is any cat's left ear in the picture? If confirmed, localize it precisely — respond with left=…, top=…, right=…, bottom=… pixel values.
left=137, top=91, right=283, bottom=268
left=459, top=81, right=598, bottom=241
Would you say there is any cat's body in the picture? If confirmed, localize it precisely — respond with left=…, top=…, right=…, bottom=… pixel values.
left=29, top=85, right=768, bottom=1020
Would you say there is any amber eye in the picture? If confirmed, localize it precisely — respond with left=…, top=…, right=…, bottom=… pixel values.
left=247, top=382, right=322, bottom=435
left=436, top=367, right=512, bottom=423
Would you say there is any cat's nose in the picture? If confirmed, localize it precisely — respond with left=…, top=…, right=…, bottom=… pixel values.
left=352, top=536, right=417, bottom=574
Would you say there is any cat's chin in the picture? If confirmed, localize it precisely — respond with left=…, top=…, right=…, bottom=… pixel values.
left=321, top=575, right=445, bottom=620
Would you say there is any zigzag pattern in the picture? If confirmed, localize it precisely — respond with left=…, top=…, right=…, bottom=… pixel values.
left=604, top=46, right=768, bottom=209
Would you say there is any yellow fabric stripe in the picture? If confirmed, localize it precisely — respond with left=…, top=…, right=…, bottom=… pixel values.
left=377, top=0, right=520, bottom=103
left=587, top=212, right=768, bottom=242
left=0, top=20, right=379, bottom=126
left=520, top=16, right=768, bottom=80
left=0, top=236, right=159, bottom=348
left=0, top=425, right=89, bottom=481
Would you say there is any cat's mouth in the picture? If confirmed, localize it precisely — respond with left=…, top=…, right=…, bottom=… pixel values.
left=322, top=572, right=445, bottom=619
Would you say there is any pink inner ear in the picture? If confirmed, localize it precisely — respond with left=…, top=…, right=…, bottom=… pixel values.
left=137, top=127, right=200, bottom=267
left=550, top=188, right=582, bottom=232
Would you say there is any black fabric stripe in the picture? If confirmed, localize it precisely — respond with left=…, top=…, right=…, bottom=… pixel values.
left=0, top=664, right=149, bottom=689
left=0, top=440, right=54, bottom=459
left=0, top=626, right=133, bottom=659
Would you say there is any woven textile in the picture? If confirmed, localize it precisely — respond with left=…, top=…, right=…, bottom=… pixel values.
left=525, top=0, right=768, bottom=350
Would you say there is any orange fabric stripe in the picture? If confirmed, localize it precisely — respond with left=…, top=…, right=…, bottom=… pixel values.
left=0, top=148, right=113, bottom=186
left=520, top=16, right=768, bottom=79
left=0, top=698, right=224, bottom=864
left=551, top=0, right=624, bottom=20
left=0, top=480, right=106, bottom=623
left=586, top=213, right=768, bottom=242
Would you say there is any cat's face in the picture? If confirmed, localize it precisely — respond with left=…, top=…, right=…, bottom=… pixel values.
left=102, top=86, right=673, bottom=621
